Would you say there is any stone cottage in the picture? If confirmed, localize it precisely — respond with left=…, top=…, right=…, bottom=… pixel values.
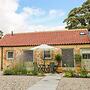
left=0, top=29, right=90, bottom=70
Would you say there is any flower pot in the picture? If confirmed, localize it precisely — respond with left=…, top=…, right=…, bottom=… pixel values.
left=56, top=66, right=63, bottom=73
left=76, top=63, right=81, bottom=67
left=75, top=63, right=81, bottom=73
left=75, top=67, right=81, bottom=73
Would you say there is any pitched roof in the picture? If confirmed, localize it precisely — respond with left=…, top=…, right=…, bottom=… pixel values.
left=0, top=29, right=90, bottom=46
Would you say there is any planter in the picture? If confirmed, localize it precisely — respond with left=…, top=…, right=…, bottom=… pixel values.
left=55, top=54, right=62, bottom=73
left=75, top=66, right=81, bottom=73
left=76, top=62, right=81, bottom=67
left=56, top=66, right=63, bottom=73
left=75, top=62, right=81, bottom=72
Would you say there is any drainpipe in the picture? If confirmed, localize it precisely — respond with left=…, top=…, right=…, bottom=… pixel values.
left=1, top=47, right=3, bottom=70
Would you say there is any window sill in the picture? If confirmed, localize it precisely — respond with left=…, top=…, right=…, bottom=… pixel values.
left=44, top=57, right=52, bottom=60
left=7, top=58, right=14, bottom=60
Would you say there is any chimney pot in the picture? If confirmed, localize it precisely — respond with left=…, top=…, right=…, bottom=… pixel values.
left=11, top=31, right=13, bottom=36
left=0, top=30, right=3, bottom=39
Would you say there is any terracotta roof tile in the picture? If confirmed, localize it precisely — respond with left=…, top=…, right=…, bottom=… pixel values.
left=0, top=30, right=90, bottom=46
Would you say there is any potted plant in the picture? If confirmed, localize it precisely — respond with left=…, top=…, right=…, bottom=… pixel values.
left=74, top=54, right=81, bottom=73
left=55, top=54, right=62, bottom=73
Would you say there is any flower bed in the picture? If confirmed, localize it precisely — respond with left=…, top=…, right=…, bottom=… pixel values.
left=3, top=62, right=44, bottom=76
left=64, top=67, right=90, bottom=78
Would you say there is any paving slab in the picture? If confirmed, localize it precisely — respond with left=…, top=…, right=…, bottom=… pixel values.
left=27, top=74, right=61, bottom=90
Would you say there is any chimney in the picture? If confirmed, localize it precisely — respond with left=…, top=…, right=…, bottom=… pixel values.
left=11, top=31, right=14, bottom=36
left=0, top=30, right=3, bottom=39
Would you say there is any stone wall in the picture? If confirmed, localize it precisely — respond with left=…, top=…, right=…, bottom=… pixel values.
left=33, top=48, right=59, bottom=65
left=1, top=44, right=90, bottom=70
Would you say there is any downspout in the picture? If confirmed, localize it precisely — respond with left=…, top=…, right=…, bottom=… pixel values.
left=1, top=47, right=3, bottom=70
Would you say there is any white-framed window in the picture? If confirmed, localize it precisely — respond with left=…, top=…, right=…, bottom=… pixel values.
left=43, top=50, right=52, bottom=59
left=82, top=53, right=90, bottom=59
left=7, top=51, right=14, bottom=60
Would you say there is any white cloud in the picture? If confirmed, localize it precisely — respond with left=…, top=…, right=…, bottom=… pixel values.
left=22, top=7, right=45, bottom=16
left=0, top=0, right=29, bottom=34
left=0, top=0, right=65, bottom=35
left=28, top=25, right=66, bottom=32
left=49, top=9, right=65, bottom=18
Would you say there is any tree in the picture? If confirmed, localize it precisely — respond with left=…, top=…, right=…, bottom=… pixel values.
left=64, top=0, right=90, bottom=30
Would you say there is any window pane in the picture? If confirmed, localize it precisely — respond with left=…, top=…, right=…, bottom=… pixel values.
left=82, top=53, right=90, bottom=59
left=44, top=50, right=51, bottom=59
left=8, top=52, right=14, bottom=59
left=88, top=54, right=90, bottom=59
left=82, top=54, right=88, bottom=59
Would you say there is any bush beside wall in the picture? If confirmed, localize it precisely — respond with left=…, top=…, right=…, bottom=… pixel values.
left=64, top=67, right=90, bottom=78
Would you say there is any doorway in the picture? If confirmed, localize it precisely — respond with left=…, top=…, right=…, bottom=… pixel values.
left=62, top=49, right=74, bottom=67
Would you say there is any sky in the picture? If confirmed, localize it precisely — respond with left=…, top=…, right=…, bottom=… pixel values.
left=0, top=0, right=85, bottom=34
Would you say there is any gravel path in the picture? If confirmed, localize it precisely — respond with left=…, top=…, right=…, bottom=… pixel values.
left=0, top=76, right=42, bottom=90
left=1, top=74, right=90, bottom=90
left=57, top=77, right=90, bottom=90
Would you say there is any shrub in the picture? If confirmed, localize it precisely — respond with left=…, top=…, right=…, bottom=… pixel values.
left=32, top=70, right=38, bottom=75
left=64, top=69, right=75, bottom=77
left=4, top=66, right=27, bottom=75
left=29, top=62, right=45, bottom=76
left=3, top=69, right=15, bottom=75
left=55, top=54, right=62, bottom=62
left=64, top=66, right=89, bottom=78
left=55, top=54, right=62, bottom=66
left=4, top=60, right=27, bottom=75
left=87, top=74, right=90, bottom=78
left=15, top=64, right=27, bottom=75
left=79, top=67, right=88, bottom=78
left=27, top=70, right=33, bottom=75
left=27, top=69, right=44, bottom=76
left=75, top=54, right=81, bottom=64
left=32, top=62, right=38, bottom=75
left=25, top=62, right=39, bottom=76
left=37, top=72, right=45, bottom=76
left=3, top=61, right=45, bottom=76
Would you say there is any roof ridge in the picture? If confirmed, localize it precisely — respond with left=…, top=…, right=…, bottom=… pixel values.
left=5, top=29, right=87, bottom=36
